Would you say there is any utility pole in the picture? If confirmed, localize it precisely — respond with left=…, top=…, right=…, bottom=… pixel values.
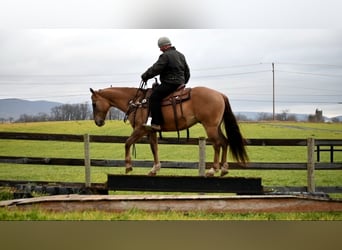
left=272, top=62, right=275, bottom=120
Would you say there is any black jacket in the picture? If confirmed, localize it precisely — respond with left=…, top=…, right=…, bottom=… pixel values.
left=142, top=47, right=190, bottom=85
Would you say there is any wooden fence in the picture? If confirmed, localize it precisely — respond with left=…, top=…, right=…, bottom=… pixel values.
left=0, top=132, right=341, bottom=193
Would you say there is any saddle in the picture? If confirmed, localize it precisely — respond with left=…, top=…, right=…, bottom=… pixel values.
left=125, top=84, right=191, bottom=140
left=160, top=84, right=191, bottom=106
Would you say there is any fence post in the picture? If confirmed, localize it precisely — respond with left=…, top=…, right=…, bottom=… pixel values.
left=84, top=134, right=91, bottom=188
left=198, top=137, right=206, bottom=176
left=307, top=137, right=315, bottom=193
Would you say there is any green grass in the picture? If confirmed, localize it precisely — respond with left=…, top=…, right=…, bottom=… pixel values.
left=0, top=207, right=341, bottom=220
left=1, top=120, right=342, bottom=138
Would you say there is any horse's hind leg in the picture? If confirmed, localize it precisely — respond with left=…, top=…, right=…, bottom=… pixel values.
left=205, top=125, right=230, bottom=177
left=219, top=129, right=229, bottom=177
left=147, top=132, right=161, bottom=176
left=206, top=144, right=221, bottom=177
left=220, top=144, right=229, bottom=176
left=204, top=126, right=222, bottom=177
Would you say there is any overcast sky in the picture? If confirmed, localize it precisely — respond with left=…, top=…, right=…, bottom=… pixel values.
left=0, top=1, right=341, bottom=117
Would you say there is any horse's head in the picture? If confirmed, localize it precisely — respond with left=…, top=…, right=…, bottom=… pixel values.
left=90, top=88, right=111, bottom=127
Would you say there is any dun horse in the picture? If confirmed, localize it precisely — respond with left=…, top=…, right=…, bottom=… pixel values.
left=90, top=86, right=248, bottom=176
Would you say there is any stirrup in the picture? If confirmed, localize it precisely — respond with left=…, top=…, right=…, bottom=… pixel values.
left=144, top=117, right=152, bottom=126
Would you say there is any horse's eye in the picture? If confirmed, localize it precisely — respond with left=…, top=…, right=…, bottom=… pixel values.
left=92, top=103, right=96, bottom=109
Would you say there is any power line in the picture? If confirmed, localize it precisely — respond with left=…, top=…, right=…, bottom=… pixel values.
left=192, top=63, right=266, bottom=71
left=276, top=62, right=342, bottom=68
left=230, top=98, right=341, bottom=104
left=0, top=64, right=267, bottom=78
left=0, top=72, right=138, bottom=78
left=192, top=70, right=270, bottom=79
left=277, top=70, right=342, bottom=77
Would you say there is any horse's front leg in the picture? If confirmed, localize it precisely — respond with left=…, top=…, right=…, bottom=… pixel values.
left=125, top=129, right=146, bottom=174
left=147, top=132, right=161, bottom=176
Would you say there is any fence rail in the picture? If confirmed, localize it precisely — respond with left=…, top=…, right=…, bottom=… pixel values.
left=1, top=131, right=342, bottom=145
left=0, top=156, right=341, bottom=170
left=0, top=132, right=341, bottom=193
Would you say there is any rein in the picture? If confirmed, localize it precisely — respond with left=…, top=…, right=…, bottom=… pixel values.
left=124, top=80, right=147, bottom=123
left=126, top=80, right=148, bottom=159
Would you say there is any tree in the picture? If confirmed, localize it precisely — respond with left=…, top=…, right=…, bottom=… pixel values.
left=276, top=109, right=297, bottom=121
left=257, top=112, right=273, bottom=121
left=107, top=107, right=125, bottom=120
left=50, top=102, right=92, bottom=121
left=12, top=101, right=125, bottom=122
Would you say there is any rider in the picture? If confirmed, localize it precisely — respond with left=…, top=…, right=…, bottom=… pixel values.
left=141, top=37, right=190, bottom=131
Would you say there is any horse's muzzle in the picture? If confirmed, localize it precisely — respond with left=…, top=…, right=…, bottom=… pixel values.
left=95, top=119, right=105, bottom=127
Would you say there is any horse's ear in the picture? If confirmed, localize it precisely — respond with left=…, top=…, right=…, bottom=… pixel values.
left=90, top=88, right=95, bottom=94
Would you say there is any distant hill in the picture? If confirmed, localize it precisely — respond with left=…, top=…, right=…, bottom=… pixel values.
left=236, top=111, right=309, bottom=121
left=236, top=111, right=341, bottom=122
left=0, top=98, right=62, bottom=120
left=333, top=116, right=342, bottom=122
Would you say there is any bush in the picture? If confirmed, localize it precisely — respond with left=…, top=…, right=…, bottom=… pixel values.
left=0, top=187, right=14, bottom=201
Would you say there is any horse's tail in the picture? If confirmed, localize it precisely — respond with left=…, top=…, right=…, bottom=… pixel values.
left=222, top=95, right=249, bottom=165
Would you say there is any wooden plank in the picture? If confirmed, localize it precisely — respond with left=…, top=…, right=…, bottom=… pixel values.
left=269, top=186, right=342, bottom=193
left=2, top=132, right=342, bottom=147
left=90, top=135, right=199, bottom=145
left=307, top=138, right=315, bottom=193
left=0, top=156, right=85, bottom=165
left=198, top=137, right=206, bottom=176
left=0, top=179, right=105, bottom=188
left=315, top=139, right=342, bottom=146
left=0, top=132, right=83, bottom=142
left=1, top=194, right=341, bottom=213
left=246, top=138, right=307, bottom=146
left=0, top=156, right=341, bottom=169
left=84, top=134, right=91, bottom=188
left=107, top=174, right=263, bottom=194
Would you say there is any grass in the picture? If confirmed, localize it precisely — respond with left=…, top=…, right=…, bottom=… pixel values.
left=0, top=207, right=341, bottom=220
left=0, top=120, right=341, bottom=220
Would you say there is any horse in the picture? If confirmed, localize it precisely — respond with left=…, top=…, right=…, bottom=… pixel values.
left=90, top=85, right=248, bottom=176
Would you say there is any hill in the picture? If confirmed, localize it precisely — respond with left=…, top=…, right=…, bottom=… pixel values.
left=0, top=98, right=62, bottom=120
left=236, top=111, right=341, bottom=122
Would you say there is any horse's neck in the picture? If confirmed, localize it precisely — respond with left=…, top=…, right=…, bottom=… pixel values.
left=101, top=87, right=138, bottom=112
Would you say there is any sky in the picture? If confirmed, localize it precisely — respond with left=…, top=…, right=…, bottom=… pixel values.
left=0, top=0, right=341, bottom=117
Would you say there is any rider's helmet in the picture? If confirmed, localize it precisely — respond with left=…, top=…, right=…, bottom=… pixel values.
left=158, top=37, right=171, bottom=48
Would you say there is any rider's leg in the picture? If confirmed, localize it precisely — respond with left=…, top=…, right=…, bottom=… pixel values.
left=146, top=83, right=179, bottom=128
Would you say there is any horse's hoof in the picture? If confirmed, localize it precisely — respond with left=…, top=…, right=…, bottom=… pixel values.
left=148, top=171, right=157, bottom=176
left=220, top=169, right=229, bottom=177
left=205, top=170, right=215, bottom=177
left=125, top=167, right=133, bottom=174
left=205, top=168, right=216, bottom=177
